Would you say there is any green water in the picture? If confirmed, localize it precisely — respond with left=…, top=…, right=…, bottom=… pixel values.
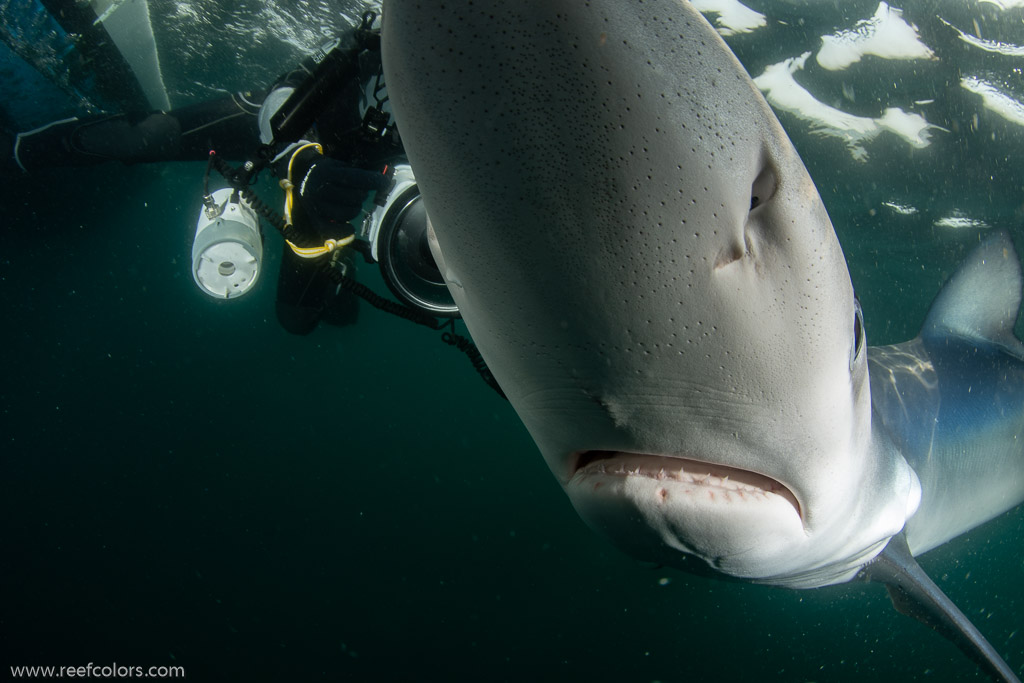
left=2, top=2, right=1024, bottom=679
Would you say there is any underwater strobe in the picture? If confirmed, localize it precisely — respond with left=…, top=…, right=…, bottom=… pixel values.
left=191, top=188, right=262, bottom=299
left=362, top=164, right=458, bottom=317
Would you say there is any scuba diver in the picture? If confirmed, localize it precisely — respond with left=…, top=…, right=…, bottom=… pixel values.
left=2, top=12, right=453, bottom=336
left=3, top=11, right=501, bottom=396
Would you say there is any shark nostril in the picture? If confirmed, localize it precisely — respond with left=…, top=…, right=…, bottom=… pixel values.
left=714, top=243, right=745, bottom=269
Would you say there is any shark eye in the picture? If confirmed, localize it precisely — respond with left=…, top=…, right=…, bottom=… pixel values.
left=851, top=298, right=865, bottom=368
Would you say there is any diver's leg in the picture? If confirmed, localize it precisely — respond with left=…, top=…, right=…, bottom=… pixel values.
left=11, top=113, right=181, bottom=172
left=171, top=90, right=265, bottom=160
left=7, top=91, right=265, bottom=173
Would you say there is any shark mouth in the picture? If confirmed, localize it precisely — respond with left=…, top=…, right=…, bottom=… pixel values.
left=571, top=450, right=802, bottom=519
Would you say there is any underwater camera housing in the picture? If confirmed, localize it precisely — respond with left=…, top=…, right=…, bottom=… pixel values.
left=362, top=164, right=458, bottom=317
left=191, top=188, right=262, bottom=299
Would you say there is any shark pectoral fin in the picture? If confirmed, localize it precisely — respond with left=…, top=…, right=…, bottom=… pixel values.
left=921, top=230, right=1024, bottom=354
left=859, top=532, right=1021, bottom=683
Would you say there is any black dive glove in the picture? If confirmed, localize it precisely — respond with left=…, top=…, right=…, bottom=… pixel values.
left=287, top=146, right=388, bottom=238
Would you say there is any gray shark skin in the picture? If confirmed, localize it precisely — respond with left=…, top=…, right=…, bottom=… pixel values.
left=380, top=0, right=1023, bottom=679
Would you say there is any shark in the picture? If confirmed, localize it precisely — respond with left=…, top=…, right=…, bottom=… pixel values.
left=379, top=0, right=1024, bottom=679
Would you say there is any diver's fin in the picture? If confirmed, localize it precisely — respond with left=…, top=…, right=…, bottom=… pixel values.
left=859, top=532, right=1021, bottom=683
left=921, top=230, right=1024, bottom=355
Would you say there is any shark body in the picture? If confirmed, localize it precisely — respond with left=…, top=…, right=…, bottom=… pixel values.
left=379, top=0, right=1023, bottom=678
left=870, top=237, right=1024, bottom=559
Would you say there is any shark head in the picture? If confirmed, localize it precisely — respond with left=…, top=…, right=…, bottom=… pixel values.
left=382, top=0, right=921, bottom=588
